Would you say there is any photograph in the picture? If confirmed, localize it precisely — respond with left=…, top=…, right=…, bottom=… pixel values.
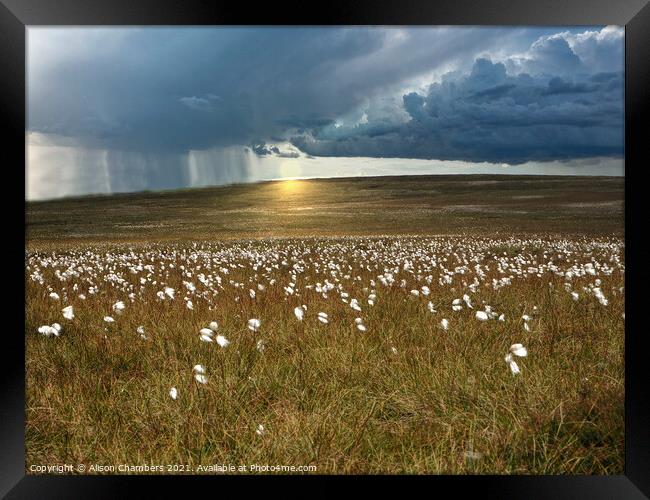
left=25, top=25, right=625, bottom=475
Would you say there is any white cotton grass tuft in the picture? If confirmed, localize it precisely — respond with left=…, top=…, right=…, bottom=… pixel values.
left=216, top=334, right=230, bottom=347
left=255, top=424, right=266, bottom=436
left=164, top=287, right=175, bottom=299
left=505, top=354, right=520, bottom=374
left=209, top=321, right=219, bottom=332
left=294, top=306, right=304, bottom=321
left=200, top=326, right=216, bottom=343
left=248, top=318, right=261, bottom=332
left=103, top=316, right=115, bottom=323
left=169, top=387, right=178, bottom=400
left=256, top=339, right=266, bottom=352
left=593, top=287, right=608, bottom=306
left=355, top=317, right=367, bottom=332
left=200, top=333, right=214, bottom=343
left=49, top=292, right=60, bottom=301
left=440, top=318, right=449, bottom=330
left=62, top=305, right=74, bottom=320
left=504, top=343, right=528, bottom=375
left=475, top=311, right=489, bottom=321
left=192, top=364, right=208, bottom=384
left=509, top=343, right=528, bottom=357
left=38, top=324, right=61, bottom=337
left=137, top=325, right=147, bottom=339
left=112, top=301, right=125, bottom=314
left=317, top=312, right=329, bottom=324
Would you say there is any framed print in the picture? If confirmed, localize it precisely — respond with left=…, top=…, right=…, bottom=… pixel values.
left=3, top=0, right=650, bottom=496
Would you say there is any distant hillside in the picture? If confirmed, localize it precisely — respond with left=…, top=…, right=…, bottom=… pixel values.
left=26, top=175, right=624, bottom=248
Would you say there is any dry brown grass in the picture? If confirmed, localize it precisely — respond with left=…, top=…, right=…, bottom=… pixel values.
left=26, top=175, right=624, bottom=249
left=25, top=235, right=624, bottom=474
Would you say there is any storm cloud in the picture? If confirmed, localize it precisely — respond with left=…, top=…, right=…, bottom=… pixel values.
left=291, top=28, right=624, bottom=164
left=27, top=26, right=624, bottom=199
left=29, top=27, right=513, bottom=152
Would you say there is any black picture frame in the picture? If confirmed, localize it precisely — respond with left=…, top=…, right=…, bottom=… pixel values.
left=3, top=0, right=649, bottom=496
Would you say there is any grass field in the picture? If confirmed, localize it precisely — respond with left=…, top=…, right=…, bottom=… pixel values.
left=25, top=175, right=624, bottom=474
left=26, top=174, right=623, bottom=248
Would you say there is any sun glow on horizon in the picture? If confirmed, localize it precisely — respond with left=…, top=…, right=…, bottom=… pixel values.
left=279, top=161, right=302, bottom=179
left=276, top=178, right=310, bottom=196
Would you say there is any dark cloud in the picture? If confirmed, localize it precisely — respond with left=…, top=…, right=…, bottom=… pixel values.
left=274, top=116, right=336, bottom=130
left=472, top=83, right=517, bottom=99
left=403, top=92, right=426, bottom=120
left=28, top=27, right=536, bottom=155
left=541, top=77, right=594, bottom=96
left=28, top=26, right=623, bottom=173
left=276, top=151, right=300, bottom=159
left=179, top=93, right=222, bottom=111
left=248, top=141, right=301, bottom=159
left=250, top=141, right=272, bottom=156
left=292, top=45, right=623, bottom=164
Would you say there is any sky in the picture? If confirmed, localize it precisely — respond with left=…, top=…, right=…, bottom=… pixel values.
left=27, top=26, right=624, bottom=200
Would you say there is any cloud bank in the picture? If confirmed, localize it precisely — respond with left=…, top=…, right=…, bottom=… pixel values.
left=27, top=26, right=624, bottom=199
left=291, top=28, right=624, bottom=164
